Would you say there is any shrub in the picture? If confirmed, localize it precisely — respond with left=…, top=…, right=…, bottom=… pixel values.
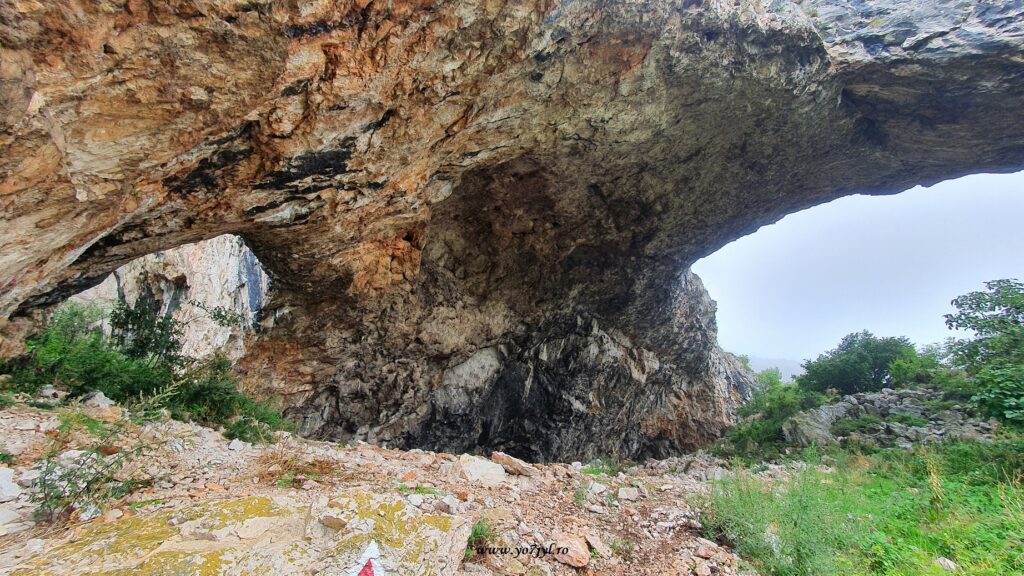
left=797, top=331, right=916, bottom=395
left=726, top=374, right=824, bottom=456
left=609, top=538, right=635, bottom=561
left=831, top=415, right=883, bottom=437
left=467, top=519, right=494, bottom=548
left=972, top=364, right=1024, bottom=425
left=2, top=301, right=291, bottom=442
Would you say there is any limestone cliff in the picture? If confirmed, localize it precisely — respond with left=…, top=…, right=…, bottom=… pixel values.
left=2, top=0, right=1023, bottom=460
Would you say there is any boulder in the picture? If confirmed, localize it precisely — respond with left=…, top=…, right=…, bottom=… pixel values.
left=490, top=451, right=538, bottom=477
left=0, top=468, right=22, bottom=503
left=453, top=455, right=506, bottom=487
left=617, top=487, right=640, bottom=501
left=82, top=390, right=115, bottom=409
left=783, top=402, right=858, bottom=447
left=553, top=535, right=590, bottom=568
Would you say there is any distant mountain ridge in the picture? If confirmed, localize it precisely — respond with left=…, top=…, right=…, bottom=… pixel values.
left=746, top=356, right=805, bottom=382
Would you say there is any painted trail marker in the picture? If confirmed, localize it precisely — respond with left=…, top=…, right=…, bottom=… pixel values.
left=348, top=541, right=386, bottom=576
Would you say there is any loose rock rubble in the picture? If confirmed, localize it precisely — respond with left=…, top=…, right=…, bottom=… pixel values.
left=0, top=402, right=753, bottom=575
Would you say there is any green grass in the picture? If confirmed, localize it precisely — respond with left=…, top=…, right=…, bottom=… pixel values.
left=704, top=440, right=1024, bottom=576
left=609, top=537, right=635, bottom=561
left=397, top=483, right=442, bottom=496
left=922, top=398, right=958, bottom=413
left=831, top=415, right=883, bottom=436
left=57, top=410, right=109, bottom=437
left=581, top=456, right=625, bottom=476
left=467, top=519, right=494, bottom=548
left=0, top=452, right=13, bottom=464
left=0, top=392, right=13, bottom=409
left=574, top=485, right=587, bottom=506
left=127, top=498, right=166, bottom=509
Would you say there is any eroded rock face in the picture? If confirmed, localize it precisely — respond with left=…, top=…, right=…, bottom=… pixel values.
left=3, top=0, right=1024, bottom=459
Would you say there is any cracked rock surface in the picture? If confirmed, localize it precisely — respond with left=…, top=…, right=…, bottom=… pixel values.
left=2, top=0, right=1023, bottom=459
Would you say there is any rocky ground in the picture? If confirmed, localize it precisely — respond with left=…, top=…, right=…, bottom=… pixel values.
left=783, top=387, right=997, bottom=449
left=0, top=396, right=758, bottom=576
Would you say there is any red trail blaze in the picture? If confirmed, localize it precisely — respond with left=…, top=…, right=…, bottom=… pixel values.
left=357, top=560, right=375, bottom=576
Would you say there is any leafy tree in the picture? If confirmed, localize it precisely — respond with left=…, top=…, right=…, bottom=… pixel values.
left=945, top=279, right=1024, bottom=424
left=756, top=366, right=784, bottom=388
left=945, top=278, right=1024, bottom=374
left=797, top=331, right=916, bottom=395
left=109, top=299, right=183, bottom=366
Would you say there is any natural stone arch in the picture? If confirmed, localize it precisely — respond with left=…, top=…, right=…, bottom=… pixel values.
left=2, top=0, right=1023, bottom=459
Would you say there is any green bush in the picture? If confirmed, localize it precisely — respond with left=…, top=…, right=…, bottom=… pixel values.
left=798, top=331, right=916, bottom=395
left=831, top=415, right=883, bottom=437
left=1, top=301, right=291, bottom=442
left=944, top=279, right=1024, bottom=424
left=726, top=372, right=824, bottom=456
left=972, top=364, right=1024, bottom=425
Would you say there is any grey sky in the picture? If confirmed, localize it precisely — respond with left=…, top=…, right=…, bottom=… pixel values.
left=692, top=171, right=1024, bottom=363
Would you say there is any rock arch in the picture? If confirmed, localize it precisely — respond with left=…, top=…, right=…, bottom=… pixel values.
left=2, top=0, right=1023, bottom=459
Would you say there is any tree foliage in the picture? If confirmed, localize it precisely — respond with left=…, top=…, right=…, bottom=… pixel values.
left=797, top=331, right=916, bottom=395
left=944, top=279, right=1024, bottom=424
left=945, top=278, right=1024, bottom=374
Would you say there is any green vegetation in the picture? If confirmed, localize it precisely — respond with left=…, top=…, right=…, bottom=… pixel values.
left=945, top=279, right=1024, bottom=425
left=574, top=485, right=588, bottom=507
left=706, top=441, right=1024, bottom=576
left=798, top=331, right=917, bottom=395
left=831, top=415, right=883, bottom=437
left=609, top=537, right=635, bottom=561
left=127, top=498, right=166, bottom=509
left=0, top=301, right=292, bottom=442
left=467, top=519, right=495, bottom=549
left=57, top=409, right=110, bottom=437
left=0, top=452, right=13, bottom=464
left=723, top=367, right=825, bottom=457
left=581, top=455, right=625, bottom=476
left=33, top=403, right=155, bottom=523
left=397, top=483, right=442, bottom=496
left=712, top=279, right=1024, bottom=576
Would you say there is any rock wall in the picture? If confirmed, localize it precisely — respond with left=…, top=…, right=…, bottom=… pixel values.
left=2, top=0, right=1024, bottom=459
left=72, top=234, right=268, bottom=361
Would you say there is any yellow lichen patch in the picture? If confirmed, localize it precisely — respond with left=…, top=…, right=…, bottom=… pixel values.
left=325, top=491, right=467, bottom=573
left=11, top=498, right=295, bottom=576
left=14, top=511, right=177, bottom=574
left=86, top=550, right=226, bottom=576
left=203, top=496, right=289, bottom=529
left=422, top=515, right=452, bottom=532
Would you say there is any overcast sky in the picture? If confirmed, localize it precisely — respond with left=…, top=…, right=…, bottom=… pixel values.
left=692, top=171, right=1024, bottom=363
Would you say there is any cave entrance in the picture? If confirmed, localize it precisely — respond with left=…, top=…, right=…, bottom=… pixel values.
left=72, top=234, right=269, bottom=361
left=692, top=171, right=1024, bottom=377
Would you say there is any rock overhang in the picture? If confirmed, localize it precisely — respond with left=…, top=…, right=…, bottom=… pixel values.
left=2, top=0, right=1023, bottom=459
